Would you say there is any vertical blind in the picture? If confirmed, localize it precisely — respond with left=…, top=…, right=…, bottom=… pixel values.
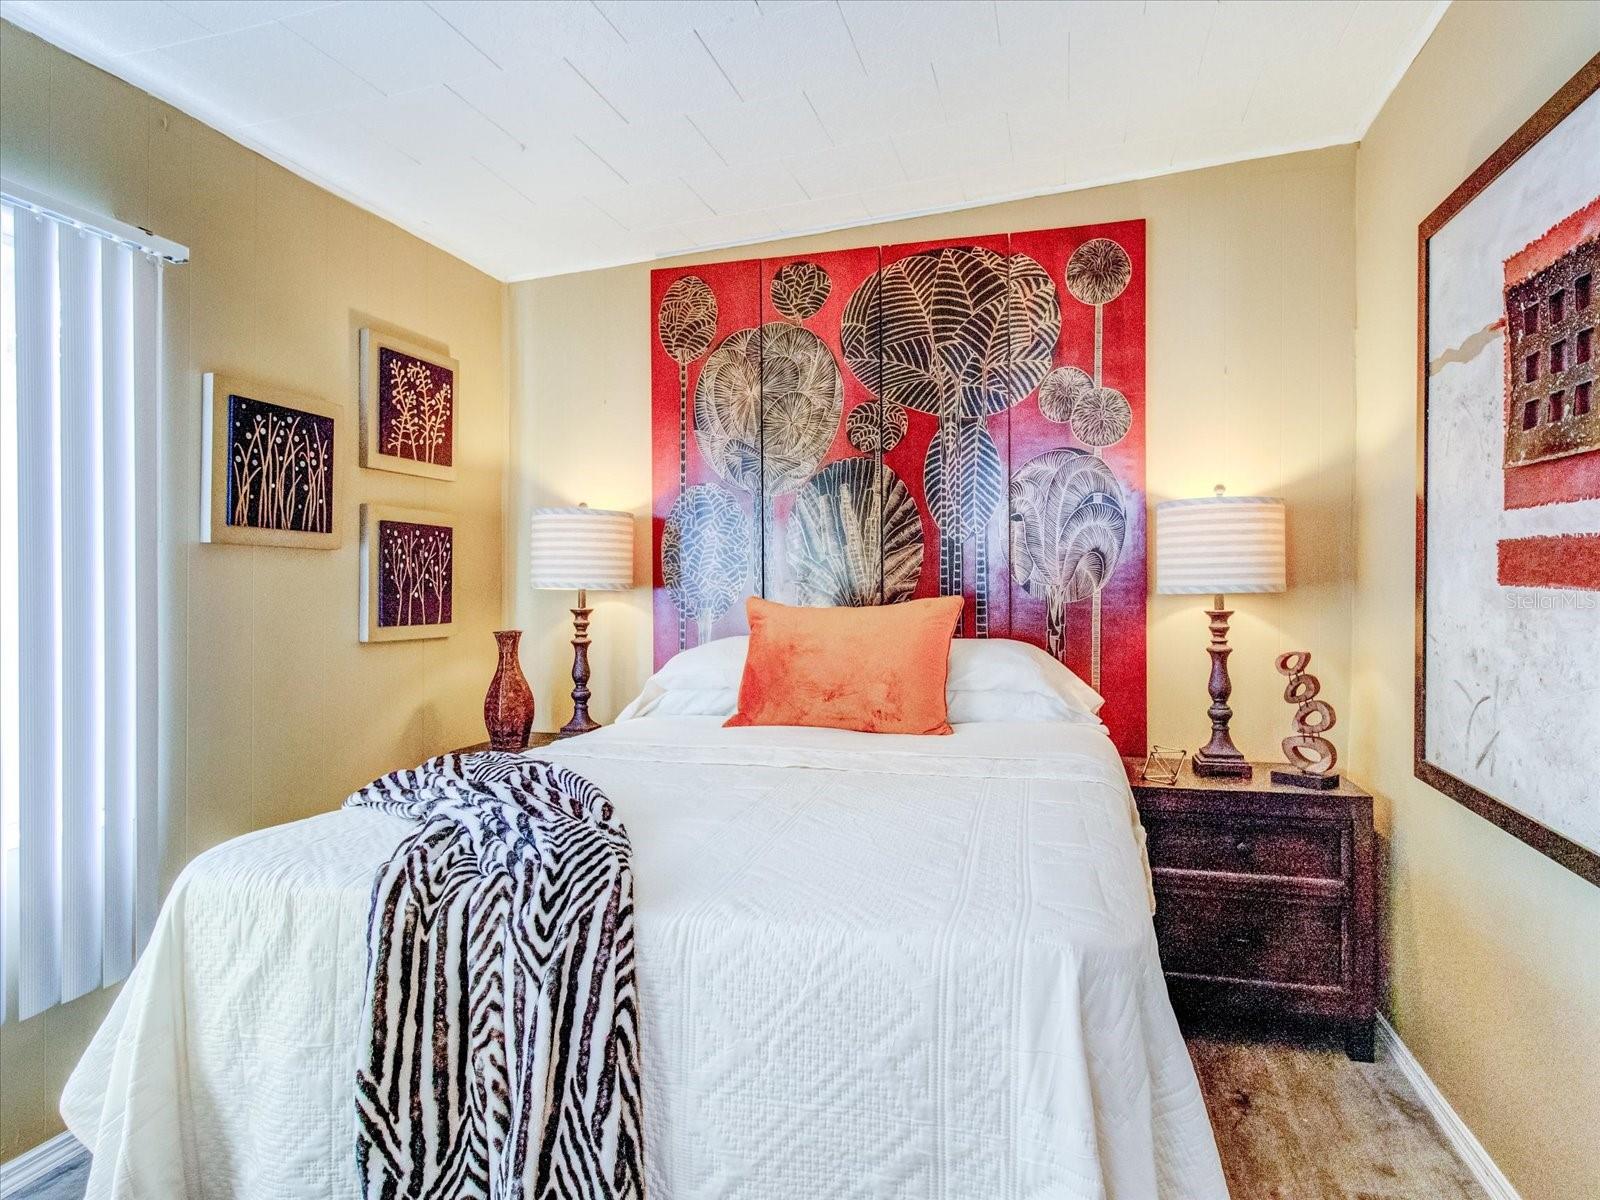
left=1, top=198, right=163, bottom=1021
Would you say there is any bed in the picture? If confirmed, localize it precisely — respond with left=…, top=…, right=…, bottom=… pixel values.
left=63, top=714, right=1228, bottom=1198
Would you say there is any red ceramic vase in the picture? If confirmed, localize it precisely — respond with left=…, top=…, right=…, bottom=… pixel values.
left=484, top=630, right=535, bottom=751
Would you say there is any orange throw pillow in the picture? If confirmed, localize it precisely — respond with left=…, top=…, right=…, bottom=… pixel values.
left=725, top=596, right=963, bottom=735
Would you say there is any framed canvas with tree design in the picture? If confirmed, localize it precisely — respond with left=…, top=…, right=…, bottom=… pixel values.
left=201, top=373, right=340, bottom=549
left=359, top=329, right=457, bottom=480
left=1417, top=54, right=1600, bottom=886
left=360, top=504, right=455, bottom=642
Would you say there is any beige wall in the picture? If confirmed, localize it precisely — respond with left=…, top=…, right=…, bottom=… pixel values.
left=0, top=23, right=507, bottom=1158
left=1350, top=5, right=1600, bottom=1199
left=510, top=147, right=1360, bottom=761
left=9, top=1, right=1595, bottom=1188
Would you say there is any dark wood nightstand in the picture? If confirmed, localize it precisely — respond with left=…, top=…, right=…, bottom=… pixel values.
left=1125, top=757, right=1380, bottom=1061
left=449, top=732, right=562, bottom=755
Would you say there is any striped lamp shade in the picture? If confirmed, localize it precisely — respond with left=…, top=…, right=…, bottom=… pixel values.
left=529, top=506, right=634, bottom=591
left=1155, top=492, right=1286, bottom=595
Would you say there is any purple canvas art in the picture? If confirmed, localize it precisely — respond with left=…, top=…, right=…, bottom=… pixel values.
left=377, top=519, right=453, bottom=627
left=225, top=393, right=333, bottom=533
left=377, top=346, right=454, bottom=467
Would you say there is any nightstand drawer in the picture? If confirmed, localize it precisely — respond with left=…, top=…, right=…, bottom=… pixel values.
left=1144, top=815, right=1344, bottom=880
left=1154, top=892, right=1345, bottom=988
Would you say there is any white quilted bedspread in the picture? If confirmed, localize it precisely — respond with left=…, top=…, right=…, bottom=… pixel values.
left=63, top=719, right=1227, bottom=1200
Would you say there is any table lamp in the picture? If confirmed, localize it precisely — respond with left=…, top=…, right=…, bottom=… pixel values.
left=1155, top=486, right=1286, bottom=779
left=529, top=504, right=634, bottom=737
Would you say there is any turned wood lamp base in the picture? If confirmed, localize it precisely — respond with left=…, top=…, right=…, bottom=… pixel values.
left=557, top=588, right=600, bottom=738
left=1191, top=595, right=1253, bottom=780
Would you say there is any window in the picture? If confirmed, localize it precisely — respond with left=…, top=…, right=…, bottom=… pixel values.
left=1502, top=235, right=1598, bottom=468
left=2, top=188, right=177, bottom=1022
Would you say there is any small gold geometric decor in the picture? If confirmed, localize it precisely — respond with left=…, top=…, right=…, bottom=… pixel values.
left=1270, top=651, right=1341, bottom=789
left=1140, top=745, right=1187, bottom=786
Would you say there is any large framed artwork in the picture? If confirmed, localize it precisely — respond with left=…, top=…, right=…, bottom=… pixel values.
left=359, top=329, right=457, bottom=480
left=650, top=222, right=1148, bottom=755
left=201, top=373, right=339, bottom=549
left=1417, top=54, right=1600, bottom=886
left=359, top=504, right=454, bottom=642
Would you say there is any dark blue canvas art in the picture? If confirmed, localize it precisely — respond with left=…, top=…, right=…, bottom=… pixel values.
left=377, top=519, right=452, bottom=627
left=225, top=392, right=334, bottom=533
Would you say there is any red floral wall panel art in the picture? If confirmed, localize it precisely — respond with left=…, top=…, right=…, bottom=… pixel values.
left=862, top=233, right=1014, bottom=632
left=761, top=247, right=886, bottom=607
left=1010, top=223, right=1148, bottom=749
left=650, top=222, right=1148, bottom=755
left=651, top=259, right=763, bottom=655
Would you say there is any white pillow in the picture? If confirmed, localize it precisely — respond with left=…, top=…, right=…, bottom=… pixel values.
left=616, top=633, right=1103, bottom=726
left=945, top=690, right=1095, bottom=724
left=614, top=637, right=745, bottom=721
left=945, top=638, right=1104, bottom=724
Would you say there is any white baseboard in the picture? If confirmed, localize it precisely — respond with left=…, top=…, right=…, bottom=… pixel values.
left=1376, top=1015, right=1522, bottom=1200
left=0, top=1131, right=86, bottom=1197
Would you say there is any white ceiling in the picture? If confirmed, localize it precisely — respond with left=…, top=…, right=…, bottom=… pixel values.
left=0, top=0, right=1448, bottom=281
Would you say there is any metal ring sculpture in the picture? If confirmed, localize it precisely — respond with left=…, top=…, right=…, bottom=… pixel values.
left=1276, top=651, right=1338, bottom=775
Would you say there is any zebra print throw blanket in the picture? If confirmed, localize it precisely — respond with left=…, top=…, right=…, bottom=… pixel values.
left=344, top=751, right=645, bottom=1200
